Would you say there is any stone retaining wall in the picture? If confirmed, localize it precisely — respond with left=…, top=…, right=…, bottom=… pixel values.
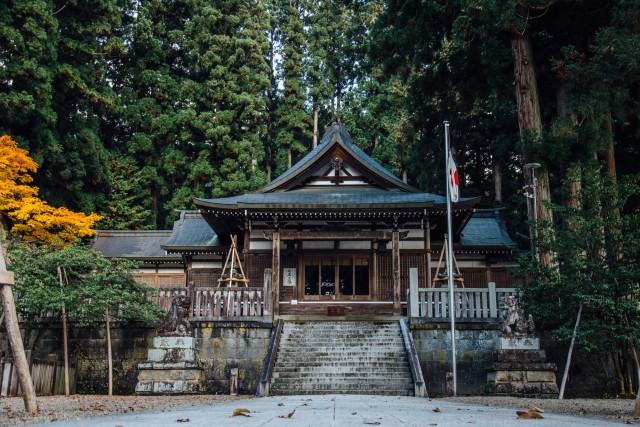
left=411, top=323, right=502, bottom=396
left=0, top=322, right=272, bottom=395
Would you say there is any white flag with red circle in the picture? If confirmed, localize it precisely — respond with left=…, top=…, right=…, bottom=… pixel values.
left=448, top=151, right=459, bottom=203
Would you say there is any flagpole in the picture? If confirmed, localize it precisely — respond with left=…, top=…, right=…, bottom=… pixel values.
left=444, top=121, right=457, bottom=397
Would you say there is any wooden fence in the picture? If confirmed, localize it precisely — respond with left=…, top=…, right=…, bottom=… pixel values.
left=407, top=268, right=517, bottom=320
left=149, top=284, right=271, bottom=321
left=190, top=287, right=269, bottom=320
left=1, top=352, right=76, bottom=396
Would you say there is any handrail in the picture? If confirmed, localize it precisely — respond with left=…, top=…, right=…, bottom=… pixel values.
left=399, top=318, right=427, bottom=398
left=257, top=319, right=283, bottom=397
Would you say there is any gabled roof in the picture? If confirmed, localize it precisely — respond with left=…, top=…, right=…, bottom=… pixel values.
left=161, top=211, right=224, bottom=254
left=91, top=230, right=180, bottom=261
left=258, top=121, right=419, bottom=193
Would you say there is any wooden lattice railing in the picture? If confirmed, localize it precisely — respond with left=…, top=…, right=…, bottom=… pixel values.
left=190, top=287, right=269, bottom=320
left=407, top=269, right=517, bottom=320
left=150, top=285, right=271, bottom=321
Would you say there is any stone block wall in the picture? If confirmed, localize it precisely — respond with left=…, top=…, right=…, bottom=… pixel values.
left=411, top=323, right=501, bottom=396
left=195, top=321, right=272, bottom=395
left=0, top=321, right=272, bottom=395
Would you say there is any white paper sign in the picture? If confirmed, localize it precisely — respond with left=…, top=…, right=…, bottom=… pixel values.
left=283, top=268, right=296, bottom=287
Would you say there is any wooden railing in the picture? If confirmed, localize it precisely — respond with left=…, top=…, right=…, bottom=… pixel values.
left=190, top=287, right=270, bottom=320
left=149, top=287, right=189, bottom=312
left=407, top=268, right=517, bottom=320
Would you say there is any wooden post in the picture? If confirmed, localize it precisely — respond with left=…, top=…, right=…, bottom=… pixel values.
left=0, top=269, right=38, bottom=414
left=230, top=368, right=238, bottom=396
left=409, top=268, right=419, bottom=319
left=559, top=303, right=582, bottom=399
left=271, top=232, right=280, bottom=316
left=105, top=307, right=113, bottom=396
left=488, top=282, right=497, bottom=318
left=392, top=230, right=401, bottom=314
left=57, top=267, right=69, bottom=396
left=425, top=219, right=432, bottom=288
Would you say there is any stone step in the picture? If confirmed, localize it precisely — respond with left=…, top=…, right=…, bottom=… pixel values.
left=273, top=365, right=410, bottom=372
left=273, top=373, right=412, bottom=380
left=271, top=380, right=413, bottom=388
left=276, top=353, right=407, bottom=359
left=271, top=321, right=413, bottom=397
left=270, top=384, right=413, bottom=394
left=280, top=337, right=404, bottom=347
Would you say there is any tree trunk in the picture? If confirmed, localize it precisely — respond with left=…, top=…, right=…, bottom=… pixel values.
left=313, top=106, right=319, bottom=149
left=512, top=31, right=554, bottom=268
left=0, top=244, right=38, bottom=414
left=106, top=307, right=113, bottom=396
left=493, top=161, right=503, bottom=203
left=602, top=115, right=617, bottom=180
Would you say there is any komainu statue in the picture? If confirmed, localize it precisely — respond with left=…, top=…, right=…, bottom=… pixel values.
left=500, top=295, right=535, bottom=337
left=158, top=295, right=192, bottom=337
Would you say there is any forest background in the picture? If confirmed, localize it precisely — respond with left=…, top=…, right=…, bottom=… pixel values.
left=1, top=0, right=638, bottom=235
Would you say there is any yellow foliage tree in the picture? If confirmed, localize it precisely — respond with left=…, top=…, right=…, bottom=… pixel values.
left=0, top=135, right=102, bottom=246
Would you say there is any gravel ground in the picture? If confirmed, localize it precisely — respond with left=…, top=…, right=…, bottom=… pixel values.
left=444, top=396, right=637, bottom=424
left=0, top=395, right=246, bottom=426
left=0, top=395, right=636, bottom=426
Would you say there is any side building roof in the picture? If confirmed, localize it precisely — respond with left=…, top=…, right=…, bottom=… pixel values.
left=91, top=230, right=180, bottom=262
left=459, top=209, right=516, bottom=253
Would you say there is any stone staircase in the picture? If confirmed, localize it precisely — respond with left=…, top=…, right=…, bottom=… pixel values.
left=269, top=321, right=415, bottom=396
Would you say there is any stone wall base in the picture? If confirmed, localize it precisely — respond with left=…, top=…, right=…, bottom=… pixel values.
left=486, top=349, right=559, bottom=397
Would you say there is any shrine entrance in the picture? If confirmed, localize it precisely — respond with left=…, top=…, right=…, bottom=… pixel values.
left=303, top=255, right=370, bottom=299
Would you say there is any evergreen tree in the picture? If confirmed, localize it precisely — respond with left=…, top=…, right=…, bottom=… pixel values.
left=186, top=1, right=269, bottom=198
left=272, top=0, right=311, bottom=176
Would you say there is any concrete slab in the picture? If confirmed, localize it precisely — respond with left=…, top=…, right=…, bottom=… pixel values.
left=30, top=394, right=621, bottom=427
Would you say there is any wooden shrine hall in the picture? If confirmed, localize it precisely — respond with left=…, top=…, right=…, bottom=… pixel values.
left=93, top=121, right=520, bottom=319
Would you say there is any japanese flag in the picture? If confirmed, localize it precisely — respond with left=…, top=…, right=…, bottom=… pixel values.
left=448, top=151, right=459, bottom=203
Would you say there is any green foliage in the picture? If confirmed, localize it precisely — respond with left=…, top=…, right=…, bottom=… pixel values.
left=519, top=163, right=640, bottom=354
left=8, top=243, right=164, bottom=327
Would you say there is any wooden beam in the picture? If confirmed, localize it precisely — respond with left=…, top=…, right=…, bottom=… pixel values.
left=392, top=230, right=401, bottom=314
left=271, top=232, right=280, bottom=316
left=263, top=230, right=409, bottom=241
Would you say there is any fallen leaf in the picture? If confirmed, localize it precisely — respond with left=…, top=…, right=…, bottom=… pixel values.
left=433, top=407, right=441, bottom=413
left=177, top=418, right=190, bottom=423
left=232, top=408, right=251, bottom=417
left=517, top=410, right=544, bottom=419
left=531, top=406, right=544, bottom=413
left=92, top=403, right=104, bottom=411
left=363, top=419, right=381, bottom=425
left=278, top=409, right=296, bottom=418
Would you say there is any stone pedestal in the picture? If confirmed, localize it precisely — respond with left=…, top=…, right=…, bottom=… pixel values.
left=136, top=336, right=204, bottom=394
left=486, top=338, right=558, bottom=397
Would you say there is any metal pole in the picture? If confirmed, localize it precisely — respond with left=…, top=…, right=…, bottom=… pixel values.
left=444, top=121, right=457, bottom=397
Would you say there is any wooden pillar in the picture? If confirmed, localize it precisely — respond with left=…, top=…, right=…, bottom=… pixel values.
left=271, top=231, right=280, bottom=316
left=243, top=217, right=251, bottom=283
left=424, top=217, right=432, bottom=288
left=392, top=229, right=401, bottom=314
